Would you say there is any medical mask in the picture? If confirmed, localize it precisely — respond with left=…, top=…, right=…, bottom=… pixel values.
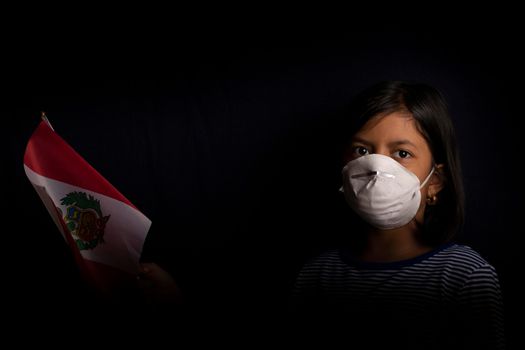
left=340, top=154, right=434, bottom=230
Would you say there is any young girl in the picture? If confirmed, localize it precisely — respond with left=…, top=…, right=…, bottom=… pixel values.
left=289, top=81, right=505, bottom=349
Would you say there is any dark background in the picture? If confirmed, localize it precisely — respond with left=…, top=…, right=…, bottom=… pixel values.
left=4, top=29, right=522, bottom=344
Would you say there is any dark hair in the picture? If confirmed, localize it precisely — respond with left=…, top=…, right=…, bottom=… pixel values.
left=341, top=81, right=464, bottom=246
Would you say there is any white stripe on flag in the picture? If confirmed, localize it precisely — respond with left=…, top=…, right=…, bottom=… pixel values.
left=25, top=165, right=151, bottom=275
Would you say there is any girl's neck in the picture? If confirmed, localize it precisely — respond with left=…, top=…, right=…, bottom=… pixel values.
left=359, top=225, right=432, bottom=263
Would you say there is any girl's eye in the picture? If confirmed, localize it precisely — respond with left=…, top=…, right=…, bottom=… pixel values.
left=394, top=150, right=412, bottom=159
left=354, top=146, right=369, bottom=157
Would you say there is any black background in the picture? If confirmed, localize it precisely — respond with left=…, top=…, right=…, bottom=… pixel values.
left=3, top=27, right=522, bottom=345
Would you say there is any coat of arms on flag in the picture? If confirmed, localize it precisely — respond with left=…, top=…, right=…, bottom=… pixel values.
left=23, top=114, right=152, bottom=294
left=61, top=191, right=110, bottom=250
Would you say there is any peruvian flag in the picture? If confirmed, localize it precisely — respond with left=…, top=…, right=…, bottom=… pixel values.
left=23, top=116, right=151, bottom=294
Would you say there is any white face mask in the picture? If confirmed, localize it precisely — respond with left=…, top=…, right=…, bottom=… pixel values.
left=340, top=154, right=434, bottom=230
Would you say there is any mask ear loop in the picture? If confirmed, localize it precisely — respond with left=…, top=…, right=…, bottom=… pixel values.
left=419, top=166, right=435, bottom=189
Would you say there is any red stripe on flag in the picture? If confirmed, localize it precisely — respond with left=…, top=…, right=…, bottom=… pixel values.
left=24, top=121, right=136, bottom=209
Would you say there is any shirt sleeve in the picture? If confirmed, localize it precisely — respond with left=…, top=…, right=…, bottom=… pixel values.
left=458, top=263, right=506, bottom=349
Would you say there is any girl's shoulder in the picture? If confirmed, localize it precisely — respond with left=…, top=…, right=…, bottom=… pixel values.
left=434, top=243, right=492, bottom=267
left=296, top=249, right=343, bottom=274
left=430, top=243, right=499, bottom=278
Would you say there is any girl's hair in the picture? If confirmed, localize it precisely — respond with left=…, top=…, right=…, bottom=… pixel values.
left=341, top=81, right=464, bottom=246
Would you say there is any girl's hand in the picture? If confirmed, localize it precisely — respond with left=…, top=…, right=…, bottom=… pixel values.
left=137, top=262, right=183, bottom=307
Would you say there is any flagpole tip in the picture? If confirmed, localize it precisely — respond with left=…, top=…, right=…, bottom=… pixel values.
left=41, top=112, right=55, bottom=131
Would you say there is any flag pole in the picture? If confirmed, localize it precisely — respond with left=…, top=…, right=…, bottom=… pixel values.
left=41, top=111, right=55, bottom=131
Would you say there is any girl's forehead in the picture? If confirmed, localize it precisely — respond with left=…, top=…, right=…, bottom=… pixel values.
left=355, top=112, right=423, bottom=140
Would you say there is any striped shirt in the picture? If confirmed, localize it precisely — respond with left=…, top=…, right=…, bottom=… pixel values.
left=290, top=243, right=505, bottom=349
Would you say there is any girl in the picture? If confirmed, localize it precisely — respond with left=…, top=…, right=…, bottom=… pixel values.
left=289, top=81, right=505, bottom=349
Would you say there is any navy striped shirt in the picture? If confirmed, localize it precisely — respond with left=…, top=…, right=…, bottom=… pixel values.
left=290, top=243, right=505, bottom=349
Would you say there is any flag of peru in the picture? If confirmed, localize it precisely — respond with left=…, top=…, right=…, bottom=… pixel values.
left=23, top=118, right=151, bottom=292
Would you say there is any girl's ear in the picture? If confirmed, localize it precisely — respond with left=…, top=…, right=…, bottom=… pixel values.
left=428, top=163, right=445, bottom=197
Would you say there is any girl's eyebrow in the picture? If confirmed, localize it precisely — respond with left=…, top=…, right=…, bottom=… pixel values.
left=352, top=137, right=418, bottom=149
left=351, top=136, right=373, bottom=146
left=388, top=140, right=418, bottom=148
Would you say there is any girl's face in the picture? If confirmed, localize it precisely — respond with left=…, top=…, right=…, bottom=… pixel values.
left=345, top=111, right=444, bottom=223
